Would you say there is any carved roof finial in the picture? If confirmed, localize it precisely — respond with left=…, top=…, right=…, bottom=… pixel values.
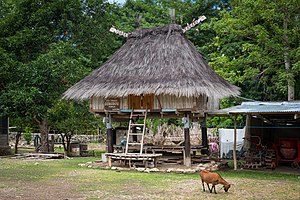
left=182, top=15, right=206, bottom=33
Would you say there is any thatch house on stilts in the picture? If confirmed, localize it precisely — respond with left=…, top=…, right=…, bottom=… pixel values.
left=63, top=23, right=239, bottom=167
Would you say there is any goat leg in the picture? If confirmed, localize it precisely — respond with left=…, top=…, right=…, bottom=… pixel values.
left=213, top=185, right=217, bottom=194
left=202, top=180, right=205, bottom=191
left=207, top=183, right=213, bottom=193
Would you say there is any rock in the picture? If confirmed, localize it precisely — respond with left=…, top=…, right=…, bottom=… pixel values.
left=183, top=169, right=196, bottom=174
left=144, top=168, right=150, bottom=173
left=176, top=169, right=184, bottom=173
left=149, top=168, right=160, bottom=172
left=166, top=169, right=172, bottom=173
left=136, top=168, right=145, bottom=172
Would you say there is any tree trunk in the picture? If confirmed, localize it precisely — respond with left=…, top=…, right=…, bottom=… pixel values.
left=14, top=131, right=21, bottom=154
left=283, top=16, right=294, bottom=101
left=60, top=132, right=67, bottom=152
left=38, top=119, right=49, bottom=153
left=66, top=134, right=72, bottom=156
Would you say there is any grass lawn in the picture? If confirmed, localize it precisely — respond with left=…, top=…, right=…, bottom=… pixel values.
left=0, top=157, right=299, bottom=200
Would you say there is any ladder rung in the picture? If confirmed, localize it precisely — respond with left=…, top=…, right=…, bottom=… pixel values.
left=132, top=114, right=145, bottom=117
left=128, top=142, right=142, bottom=145
left=130, top=124, right=145, bottom=127
left=129, top=133, right=143, bottom=136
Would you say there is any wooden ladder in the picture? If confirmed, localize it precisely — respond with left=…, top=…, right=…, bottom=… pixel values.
left=125, top=110, right=147, bottom=155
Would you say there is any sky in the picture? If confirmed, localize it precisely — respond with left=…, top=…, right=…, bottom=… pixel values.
left=108, top=0, right=126, bottom=5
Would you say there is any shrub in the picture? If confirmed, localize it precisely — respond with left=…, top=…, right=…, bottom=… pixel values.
left=23, top=127, right=33, bottom=145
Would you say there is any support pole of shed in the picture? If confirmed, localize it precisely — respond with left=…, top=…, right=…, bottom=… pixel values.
left=233, top=114, right=237, bottom=170
left=182, top=115, right=191, bottom=167
left=106, top=114, right=113, bottom=153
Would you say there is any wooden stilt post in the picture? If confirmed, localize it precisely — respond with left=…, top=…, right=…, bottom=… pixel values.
left=201, top=115, right=209, bottom=155
left=182, top=114, right=191, bottom=167
left=106, top=114, right=113, bottom=153
left=233, top=114, right=237, bottom=170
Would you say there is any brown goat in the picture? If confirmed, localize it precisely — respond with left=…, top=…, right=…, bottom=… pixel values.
left=199, top=170, right=231, bottom=194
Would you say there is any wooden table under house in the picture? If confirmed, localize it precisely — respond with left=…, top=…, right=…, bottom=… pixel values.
left=105, top=110, right=162, bottom=168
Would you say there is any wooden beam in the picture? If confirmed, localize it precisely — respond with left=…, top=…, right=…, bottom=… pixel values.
left=201, top=116, right=209, bottom=154
left=233, top=115, right=237, bottom=170
left=109, top=26, right=129, bottom=38
left=182, top=15, right=206, bottom=33
left=182, top=115, right=191, bottom=167
left=106, top=114, right=113, bottom=153
left=184, top=127, right=191, bottom=166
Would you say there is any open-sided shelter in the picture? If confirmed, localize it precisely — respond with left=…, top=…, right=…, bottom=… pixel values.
left=63, top=23, right=239, bottom=166
left=212, top=101, right=300, bottom=169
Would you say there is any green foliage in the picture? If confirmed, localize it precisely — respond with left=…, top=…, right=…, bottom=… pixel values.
left=48, top=100, right=104, bottom=153
left=1, top=42, right=91, bottom=125
left=1, top=0, right=299, bottom=137
left=209, top=0, right=300, bottom=101
left=48, top=100, right=100, bottom=136
left=0, top=0, right=93, bottom=135
left=207, top=115, right=245, bottom=129
left=23, top=127, right=33, bottom=145
left=74, top=0, right=121, bottom=68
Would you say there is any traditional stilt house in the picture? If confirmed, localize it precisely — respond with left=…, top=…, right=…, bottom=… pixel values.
left=63, top=21, right=239, bottom=166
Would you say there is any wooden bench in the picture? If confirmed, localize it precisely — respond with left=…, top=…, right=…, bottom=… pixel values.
left=105, top=153, right=162, bottom=168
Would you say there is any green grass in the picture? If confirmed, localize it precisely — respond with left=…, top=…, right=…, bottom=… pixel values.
left=1, top=158, right=299, bottom=200
left=0, top=157, right=297, bottom=182
left=16, top=146, right=36, bottom=154
left=217, top=170, right=298, bottom=181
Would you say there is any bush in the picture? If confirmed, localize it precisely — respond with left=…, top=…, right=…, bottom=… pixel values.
left=23, top=127, right=32, bottom=145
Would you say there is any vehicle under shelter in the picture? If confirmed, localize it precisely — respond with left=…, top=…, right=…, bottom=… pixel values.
left=212, top=101, right=300, bottom=169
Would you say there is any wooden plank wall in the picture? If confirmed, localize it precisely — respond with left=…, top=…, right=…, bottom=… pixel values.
left=154, top=95, right=196, bottom=109
left=91, top=95, right=219, bottom=111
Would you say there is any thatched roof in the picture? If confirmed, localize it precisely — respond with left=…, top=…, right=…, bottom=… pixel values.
left=62, top=24, right=240, bottom=100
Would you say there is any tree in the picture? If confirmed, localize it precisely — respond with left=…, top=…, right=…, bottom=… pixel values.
left=48, top=100, right=102, bottom=155
left=209, top=0, right=300, bottom=101
left=74, top=0, right=121, bottom=69
left=1, top=42, right=91, bottom=152
left=0, top=0, right=98, bottom=152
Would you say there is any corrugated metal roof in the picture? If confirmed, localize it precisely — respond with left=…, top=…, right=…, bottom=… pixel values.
left=211, top=101, right=300, bottom=115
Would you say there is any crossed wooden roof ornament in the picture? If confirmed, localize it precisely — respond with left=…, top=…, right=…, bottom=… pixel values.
left=109, top=15, right=207, bottom=38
